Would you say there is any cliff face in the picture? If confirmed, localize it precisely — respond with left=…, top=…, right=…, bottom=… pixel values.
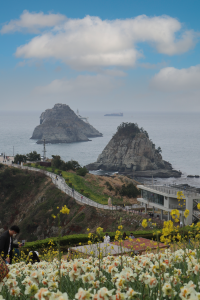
left=31, top=104, right=102, bottom=144
left=87, top=123, right=181, bottom=178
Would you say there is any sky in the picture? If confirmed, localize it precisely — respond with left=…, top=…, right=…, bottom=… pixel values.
left=1, top=0, right=200, bottom=112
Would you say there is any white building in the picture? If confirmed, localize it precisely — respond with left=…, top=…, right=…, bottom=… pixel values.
left=137, top=184, right=200, bottom=225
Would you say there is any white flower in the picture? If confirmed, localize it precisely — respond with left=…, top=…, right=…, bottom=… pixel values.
left=35, top=288, right=52, bottom=300
left=10, top=287, right=21, bottom=297
left=126, top=288, right=141, bottom=299
left=25, top=283, right=39, bottom=295
left=75, top=288, right=92, bottom=300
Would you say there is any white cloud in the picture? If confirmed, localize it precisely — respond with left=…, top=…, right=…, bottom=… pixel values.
left=34, top=74, right=119, bottom=97
left=1, top=10, right=66, bottom=34
left=150, top=65, right=200, bottom=91
left=13, top=14, right=197, bottom=70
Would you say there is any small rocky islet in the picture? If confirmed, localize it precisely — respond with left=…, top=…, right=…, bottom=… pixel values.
left=86, top=122, right=181, bottom=178
left=31, top=103, right=103, bottom=144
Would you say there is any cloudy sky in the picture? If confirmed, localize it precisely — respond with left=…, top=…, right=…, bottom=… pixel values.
left=1, top=0, right=200, bottom=112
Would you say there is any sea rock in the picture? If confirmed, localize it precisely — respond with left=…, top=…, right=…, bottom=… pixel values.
left=31, top=104, right=102, bottom=144
left=86, top=122, right=181, bottom=178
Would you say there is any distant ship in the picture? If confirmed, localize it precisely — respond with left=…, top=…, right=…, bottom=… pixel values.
left=104, top=113, right=123, bottom=117
left=76, top=109, right=89, bottom=123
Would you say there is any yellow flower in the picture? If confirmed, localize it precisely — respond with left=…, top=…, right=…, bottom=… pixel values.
left=60, top=205, right=70, bottom=214
left=96, top=227, right=103, bottom=235
left=142, top=219, right=148, bottom=228
left=87, top=228, right=90, bottom=231
left=197, top=203, right=200, bottom=210
left=171, top=209, right=180, bottom=220
left=184, top=209, right=189, bottom=218
left=52, top=214, right=56, bottom=219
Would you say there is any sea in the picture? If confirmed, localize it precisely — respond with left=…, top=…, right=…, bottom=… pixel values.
left=1, top=110, right=200, bottom=187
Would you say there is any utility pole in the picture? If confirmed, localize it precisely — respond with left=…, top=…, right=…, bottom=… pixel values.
left=43, top=139, right=46, bottom=161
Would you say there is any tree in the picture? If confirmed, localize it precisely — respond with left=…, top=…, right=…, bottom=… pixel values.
left=26, top=151, right=41, bottom=161
left=14, top=154, right=27, bottom=164
left=51, top=155, right=65, bottom=169
left=156, top=147, right=162, bottom=154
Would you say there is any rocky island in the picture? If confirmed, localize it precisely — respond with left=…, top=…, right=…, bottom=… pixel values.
left=87, top=122, right=181, bottom=178
left=31, top=104, right=103, bottom=144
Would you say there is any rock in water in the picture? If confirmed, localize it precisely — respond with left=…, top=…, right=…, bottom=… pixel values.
left=86, top=122, right=181, bottom=178
left=31, top=104, right=103, bottom=144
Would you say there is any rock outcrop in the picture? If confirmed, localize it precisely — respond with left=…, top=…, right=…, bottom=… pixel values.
left=87, top=122, right=181, bottom=178
left=31, top=104, right=102, bottom=144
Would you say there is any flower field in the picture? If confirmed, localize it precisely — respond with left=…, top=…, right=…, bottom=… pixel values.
left=1, top=247, right=200, bottom=300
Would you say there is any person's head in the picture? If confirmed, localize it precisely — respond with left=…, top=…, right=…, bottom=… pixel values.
left=130, top=233, right=133, bottom=236
left=9, top=225, right=20, bottom=236
left=106, top=233, right=108, bottom=236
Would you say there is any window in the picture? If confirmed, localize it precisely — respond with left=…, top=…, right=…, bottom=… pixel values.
left=141, top=190, right=164, bottom=205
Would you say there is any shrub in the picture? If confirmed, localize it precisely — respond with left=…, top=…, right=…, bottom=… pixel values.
left=119, top=183, right=140, bottom=198
left=105, top=181, right=113, bottom=191
left=68, top=182, right=72, bottom=187
left=85, top=192, right=90, bottom=198
left=76, top=167, right=88, bottom=177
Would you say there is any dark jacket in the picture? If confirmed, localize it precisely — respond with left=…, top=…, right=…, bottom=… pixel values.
left=0, top=230, right=19, bottom=263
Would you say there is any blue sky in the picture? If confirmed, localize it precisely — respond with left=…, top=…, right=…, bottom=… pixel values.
left=1, top=0, right=200, bottom=112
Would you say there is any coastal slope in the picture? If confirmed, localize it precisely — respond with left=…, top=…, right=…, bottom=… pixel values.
left=31, top=103, right=102, bottom=144
left=86, top=122, right=181, bottom=178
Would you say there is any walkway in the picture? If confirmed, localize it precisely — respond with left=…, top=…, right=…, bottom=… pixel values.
left=7, top=164, right=120, bottom=210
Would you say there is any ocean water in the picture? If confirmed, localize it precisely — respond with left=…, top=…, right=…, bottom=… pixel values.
left=1, top=111, right=200, bottom=186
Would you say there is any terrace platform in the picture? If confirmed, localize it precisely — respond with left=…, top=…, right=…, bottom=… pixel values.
left=69, top=238, right=169, bottom=258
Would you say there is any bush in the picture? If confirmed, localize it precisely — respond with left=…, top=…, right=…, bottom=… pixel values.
left=105, top=181, right=113, bottom=191
left=119, top=183, right=140, bottom=198
left=85, top=192, right=90, bottom=197
left=76, top=167, right=88, bottom=177
left=68, top=182, right=72, bottom=187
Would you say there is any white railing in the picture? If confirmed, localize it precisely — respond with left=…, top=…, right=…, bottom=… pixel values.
left=142, top=184, right=200, bottom=198
left=8, top=164, right=123, bottom=211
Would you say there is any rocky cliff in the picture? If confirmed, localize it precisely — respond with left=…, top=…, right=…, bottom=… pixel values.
left=87, top=122, right=181, bottom=178
left=31, top=104, right=102, bottom=144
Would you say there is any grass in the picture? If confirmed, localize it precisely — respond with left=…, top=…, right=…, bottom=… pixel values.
left=27, top=164, right=124, bottom=205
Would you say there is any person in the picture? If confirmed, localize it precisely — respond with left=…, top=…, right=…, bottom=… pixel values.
left=122, top=232, right=127, bottom=240
left=27, top=251, right=40, bottom=264
left=129, top=233, right=135, bottom=239
left=0, top=225, right=22, bottom=264
left=103, top=233, right=110, bottom=243
left=180, top=221, right=183, bottom=228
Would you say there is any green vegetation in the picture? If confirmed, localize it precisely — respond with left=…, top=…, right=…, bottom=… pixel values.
left=26, top=151, right=41, bottom=161
left=14, top=151, right=41, bottom=164
left=76, top=166, right=88, bottom=177
left=29, top=163, right=122, bottom=204
left=119, top=183, right=139, bottom=198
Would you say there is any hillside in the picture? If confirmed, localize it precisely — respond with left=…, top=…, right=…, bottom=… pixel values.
left=0, top=165, right=146, bottom=242
left=28, top=163, right=140, bottom=205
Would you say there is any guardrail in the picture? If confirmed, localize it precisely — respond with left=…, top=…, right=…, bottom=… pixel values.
left=142, top=184, right=200, bottom=198
left=7, top=164, right=123, bottom=211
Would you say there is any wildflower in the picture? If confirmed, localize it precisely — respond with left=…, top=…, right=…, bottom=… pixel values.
left=60, top=205, right=70, bottom=214
left=184, top=209, right=189, bottom=218
left=197, top=203, right=200, bottom=210
left=142, top=219, right=148, bottom=228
